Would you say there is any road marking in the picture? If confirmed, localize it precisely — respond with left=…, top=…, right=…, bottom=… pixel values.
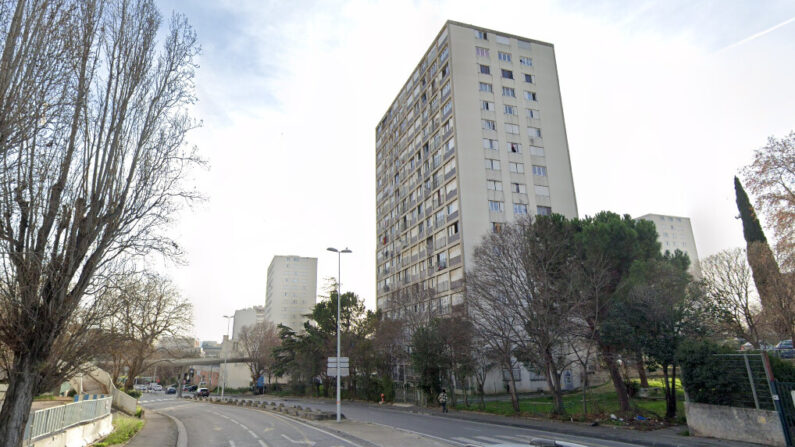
left=475, top=435, right=513, bottom=444
left=261, top=411, right=363, bottom=447
left=282, top=434, right=316, bottom=445
left=258, top=441, right=268, bottom=447
left=229, top=441, right=236, bottom=447
left=451, top=437, right=484, bottom=446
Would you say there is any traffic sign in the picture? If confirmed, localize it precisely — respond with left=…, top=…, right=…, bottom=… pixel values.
left=327, top=357, right=349, bottom=368
left=327, top=367, right=350, bottom=377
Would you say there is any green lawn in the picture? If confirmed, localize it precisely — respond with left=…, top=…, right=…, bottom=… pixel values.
left=93, top=414, right=144, bottom=446
left=453, top=379, right=685, bottom=422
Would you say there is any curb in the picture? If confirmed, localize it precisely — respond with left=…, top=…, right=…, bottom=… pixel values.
left=158, top=410, right=187, bottom=447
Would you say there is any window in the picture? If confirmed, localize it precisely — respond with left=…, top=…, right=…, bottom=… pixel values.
left=479, top=82, right=493, bottom=92
left=527, top=108, right=540, bottom=119
left=442, top=101, right=452, bottom=115
left=505, top=123, right=519, bottom=134
left=529, top=145, right=545, bottom=156
left=447, top=200, right=458, bottom=215
left=518, top=40, right=531, bottom=50
left=487, top=180, right=503, bottom=191
left=441, top=81, right=451, bottom=96
left=441, top=63, right=449, bottom=77
left=498, top=51, right=511, bottom=62
left=475, top=30, right=488, bottom=40
left=534, top=185, right=550, bottom=196
left=439, top=46, right=449, bottom=62
left=524, top=73, right=535, bottom=83
left=447, top=222, right=458, bottom=237
left=532, top=165, right=547, bottom=176
left=492, top=222, right=504, bottom=232
left=504, top=105, right=517, bottom=115
left=509, top=162, right=524, bottom=173
left=437, top=251, right=447, bottom=269
left=484, top=159, right=501, bottom=170
left=509, top=142, right=521, bottom=153
left=525, top=91, right=538, bottom=101
left=511, top=183, right=527, bottom=193
left=475, top=46, right=489, bottom=57
left=479, top=64, right=491, bottom=75
left=488, top=200, right=504, bottom=212
left=502, top=86, right=515, bottom=97
left=482, top=119, right=496, bottom=130
left=537, top=206, right=552, bottom=216
left=513, top=203, right=528, bottom=215
left=528, top=127, right=542, bottom=137
left=495, top=35, right=510, bottom=45
left=520, top=56, right=533, bottom=66
left=482, top=138, right=498, bottom=150
left=501, top=69, right=514, bottom=79
left=481, top=100, right=495, bottom=111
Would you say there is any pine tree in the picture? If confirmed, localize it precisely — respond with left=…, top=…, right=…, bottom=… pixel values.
left=735, top=177, right=767, bottom=243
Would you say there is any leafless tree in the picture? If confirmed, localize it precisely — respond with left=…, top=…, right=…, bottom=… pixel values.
left=0, top=0, right=200, bottom=443
left=744, top=132, right=795, bottom=270
left=238, top=321, right=281, bottom=387
left=108, top=274, right=192, bottom=391
left=701, top=248, right=765, bottom=345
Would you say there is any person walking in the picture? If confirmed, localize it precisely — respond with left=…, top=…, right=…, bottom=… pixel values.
left=438, top=388, right=448, bottom=413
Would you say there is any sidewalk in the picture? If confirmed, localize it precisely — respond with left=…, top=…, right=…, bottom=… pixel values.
left=126, top=411, right=178, bottom=447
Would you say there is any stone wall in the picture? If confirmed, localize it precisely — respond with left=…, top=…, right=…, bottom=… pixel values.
left=684, top=401, right=785, bottom=446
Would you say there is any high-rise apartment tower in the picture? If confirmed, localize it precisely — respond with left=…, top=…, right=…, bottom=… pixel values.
left=637, top=213, right=702, bottom=278
left=264, top=256, right=318, bottom=333
left=375, top=21, right=578, bottom=314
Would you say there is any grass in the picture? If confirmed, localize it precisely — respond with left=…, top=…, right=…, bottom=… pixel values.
left=453, top=379, right=686, bottom=423
left=93, top=413, right=144, bottom=446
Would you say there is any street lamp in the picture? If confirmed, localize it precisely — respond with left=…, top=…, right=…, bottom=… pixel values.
left=327, top=246, right=351, bottom=423
left=221, top=314, right=233, bottom=398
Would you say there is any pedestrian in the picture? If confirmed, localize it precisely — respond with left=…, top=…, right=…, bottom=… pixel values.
left=438, top=388, right=448, bottom=413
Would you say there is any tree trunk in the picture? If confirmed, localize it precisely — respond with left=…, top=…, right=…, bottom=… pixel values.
left=664, top=364, right=677, bottom=419
left=604, top=350, right=630, bottom=412
left=507, top=367, right=520, bottom=413
left=636, top=354, right=649, bottom=388
left=477, top=381, right=485, bottom=409
left=0, top=353, right=39, bottom=447
left=581, top=361, right=589, bottom=415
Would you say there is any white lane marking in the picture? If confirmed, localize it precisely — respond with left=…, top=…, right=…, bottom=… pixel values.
left=261, top=411, right=363, bottom=447
left=229, top=441, right=236, bottom=447
left=204, top=408, right=271, bottom=447
left=475, top=435, right=512, bottom=444
left=259, top=441, right=268, bottom=447
left=281, top=433, right=316, bottom=445
left=367, top=421, right=469, bottom=446
left=451, top=437, right=483, bottom=446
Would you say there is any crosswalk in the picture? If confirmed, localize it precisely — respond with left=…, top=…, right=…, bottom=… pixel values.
left=142, top=397, right=177, bottom=403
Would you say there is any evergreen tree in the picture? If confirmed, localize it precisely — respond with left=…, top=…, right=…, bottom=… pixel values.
left=734, top=176, right=767, bottom=243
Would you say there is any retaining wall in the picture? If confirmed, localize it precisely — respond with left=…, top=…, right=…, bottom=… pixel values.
left=31, top=413, right=112, bottom=447
left=684, top=401, right=785, bottom=446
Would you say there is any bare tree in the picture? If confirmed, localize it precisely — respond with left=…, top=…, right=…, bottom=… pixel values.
left=744, top=132, right=795, bottom=270
left=701, top=248, right=765, bottom=345
left=0, top=0, right=200, bottom=443
left=238, top=321, right=281, bottom=388
left=109, top=274, right=192, bottom=391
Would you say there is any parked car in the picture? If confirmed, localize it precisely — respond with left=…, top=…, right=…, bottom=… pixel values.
left=775, top=340, right=794, bottom=358
left=197, top=387, right=210, bottom=397
left=133, top=384, right=148, bottom=391
left=776, top=340, right=793, bottom=349
left=166, top=386, right=176, bottom=394
left=149, top=383, right=163, bottom=391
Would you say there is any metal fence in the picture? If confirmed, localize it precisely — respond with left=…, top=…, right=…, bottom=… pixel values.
left=23, top=397, right=111, bottom=443
left=710, top=353, right=774, bottom=410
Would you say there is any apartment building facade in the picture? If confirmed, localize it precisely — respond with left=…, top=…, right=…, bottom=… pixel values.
left=637, top=213, right=702, bottom=278
left=375, top=21, right=578, bottom=317
left=264, top=255, right=318, bottom=333
left=231, top=306, right=265, bottom=340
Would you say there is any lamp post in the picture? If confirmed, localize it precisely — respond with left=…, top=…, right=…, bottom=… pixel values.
left=221, top=314, right=233, bottom=398
left=327, top=246, right=351, bottom=423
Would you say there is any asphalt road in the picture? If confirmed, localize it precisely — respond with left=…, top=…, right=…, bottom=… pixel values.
left=257, top=396, right=643, bottom=447
left=140, top=394, right=365, bottom=447
left=140, top=393, right=644, bottom=447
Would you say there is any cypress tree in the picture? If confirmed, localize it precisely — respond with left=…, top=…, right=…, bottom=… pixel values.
left=734, top=176, right=767, bottom=243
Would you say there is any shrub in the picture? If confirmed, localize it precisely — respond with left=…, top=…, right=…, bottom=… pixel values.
left=67, top=389, right=77, bottom=397
left=677, top=339, right=754, bottom=407
left=125, top=390, right=142, bottom=399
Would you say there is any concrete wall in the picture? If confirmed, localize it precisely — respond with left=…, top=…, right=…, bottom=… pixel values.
left=31, top=413, right=112, bottom=447
left=684, top=402, right=785, bottom=447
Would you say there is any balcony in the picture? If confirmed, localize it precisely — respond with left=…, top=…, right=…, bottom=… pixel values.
left=444, top=167, right=456, bottom=180
left=448, top=210, right=459, bottom=221
left=446, top=189, right=457, bottom=201
left=450, top=279, right=464, bottom=291
left=448, top=233, right=460, bottom=244
left=450, top=255, right=462, bottom=267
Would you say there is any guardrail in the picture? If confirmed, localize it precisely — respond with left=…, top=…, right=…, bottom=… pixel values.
left=23, top=397, right=111, bottom=443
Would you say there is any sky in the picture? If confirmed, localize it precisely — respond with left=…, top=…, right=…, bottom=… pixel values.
left=153, top=0, right=795, bottom=342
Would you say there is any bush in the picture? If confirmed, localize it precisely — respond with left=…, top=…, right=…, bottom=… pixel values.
left=125, top=390, right=142, bottom=399
left=677, top=339, right=754, bottom=407
left=67, top=389, right=77, bottom=397
left=625, top=380, right=639, bottom=398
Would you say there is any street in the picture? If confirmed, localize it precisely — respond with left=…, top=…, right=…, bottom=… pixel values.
left=140, top=394, right=644, bottom=447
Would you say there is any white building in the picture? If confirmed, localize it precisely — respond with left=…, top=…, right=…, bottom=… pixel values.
left=375, top=21, right=580, bottom=393
left=637, top=213, right=701, bottom=278
left=264, top=256, right=318, bottom=333
left=232, top=306, right=265, bottom=340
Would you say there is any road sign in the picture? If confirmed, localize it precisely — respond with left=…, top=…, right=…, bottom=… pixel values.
left=327, top=357, right=349, bottom=368
left=327, top=367, right=350, bottom=377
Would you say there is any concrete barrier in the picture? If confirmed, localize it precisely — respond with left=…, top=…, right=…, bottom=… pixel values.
left=31, top=413, right=112, bottom=447
left=685, top=402, right=785, bottom=447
